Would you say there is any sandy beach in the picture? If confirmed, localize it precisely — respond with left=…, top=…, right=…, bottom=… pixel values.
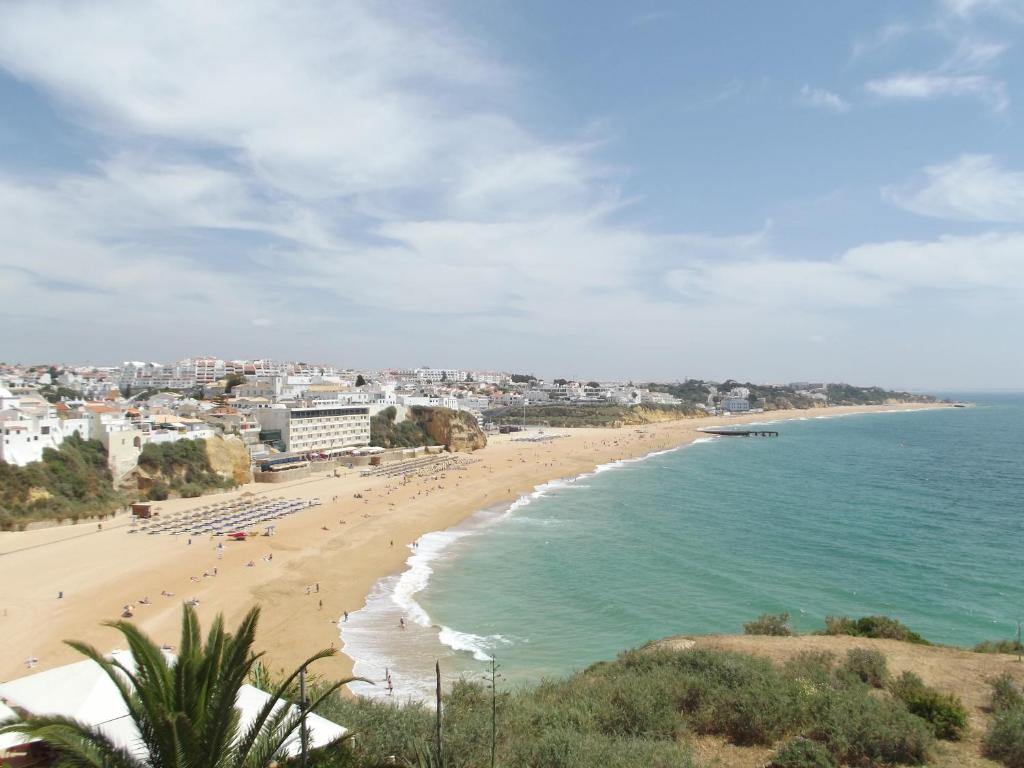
left=0, top=404, right=944, bottom=683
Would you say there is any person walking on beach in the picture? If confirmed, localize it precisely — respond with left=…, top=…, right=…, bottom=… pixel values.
left=399, top=617, right=406, bottom=630
left=318, top=599, right=322, bottom=610
left=343, top=611, right=349, bottom=622
left=315, top=582, right=320, bottom=593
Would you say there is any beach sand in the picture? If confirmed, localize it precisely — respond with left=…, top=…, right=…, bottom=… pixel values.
left=0, top=404, right=943, bottom=683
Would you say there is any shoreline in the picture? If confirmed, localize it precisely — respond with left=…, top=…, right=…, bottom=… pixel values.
left=340, top=403, right=951, bottom=699
left=0, top=403, right=946, bottom=683
left=341, top=434, right=718, bottom=701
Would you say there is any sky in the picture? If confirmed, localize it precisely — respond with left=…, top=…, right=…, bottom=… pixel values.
left=0, top=0, right=1022, bottom=389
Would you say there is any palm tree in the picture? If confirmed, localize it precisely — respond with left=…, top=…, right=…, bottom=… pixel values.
left=1, top=604, right=365, bottom=768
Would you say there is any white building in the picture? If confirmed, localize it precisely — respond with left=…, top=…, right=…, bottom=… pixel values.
left=254, top=402, right=371, bottom=454
left=365, top=382, right=397, bottom=404
left=415, top=368, right=466, bottom=383
left=467, top=371, right=508, bottom=385
left=82, top=404, right=145, bottom=480
left=639, top=390, right=682, bottom=406
left=141, top=416, right=218, bottom=445
left=0, top=388, right=91, bottom=467
left=720, top=395, right=751, bottom=413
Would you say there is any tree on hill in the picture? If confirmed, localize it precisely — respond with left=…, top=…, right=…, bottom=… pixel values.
left=0, top=604, right=360, bottom=768
left=355, top=374, right=366, bottom=387
left=510, top=373, right=536, bottom=383
left=224, top=373, right=246, bottom=393
left=40, top=386, right=83, bottom=403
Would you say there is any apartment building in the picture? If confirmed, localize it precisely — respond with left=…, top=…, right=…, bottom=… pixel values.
left=415, top=368, right=466, bottom=383
left=0, top=388, right=90, bottom=466
left=254, top=402, right=371, bottom=454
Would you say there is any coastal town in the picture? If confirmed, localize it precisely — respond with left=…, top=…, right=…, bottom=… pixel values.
left=3, top=0, right=1022, bottom=765
left=0, top=355, right=892, bottom=481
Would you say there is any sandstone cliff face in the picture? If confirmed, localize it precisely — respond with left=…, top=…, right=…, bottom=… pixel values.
left=204, top=435, right=254, bottom=485
left=131, top=435, right=252, bottom=493
left=411, top=407, right=487, bottom=452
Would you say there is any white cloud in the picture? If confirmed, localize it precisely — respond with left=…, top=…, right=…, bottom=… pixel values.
left=864, top=72, right=1008, bottom=111
left=844, top=231, right=1024, bottom=290
left=859, top=2, right=1013, bottom=113
left=850, top=22, right=910, bottom=62
left=0, top=0, right=1021, bottom=384
left=798, top=84, right=851, bottom=112
left=0, top=1, right=510, bottom=202
left=886, top=155, right=1024, bottom=222
left=666, top=231, right=1024, bottom=311
left=944, top=39, right=1009, bottom=70
left=941, top=0, right=1024, bottom=20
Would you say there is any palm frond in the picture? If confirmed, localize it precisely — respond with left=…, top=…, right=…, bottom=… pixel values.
left=231, top=646, right=336, bottom=764
left=4, top=713, right=141, bottom=768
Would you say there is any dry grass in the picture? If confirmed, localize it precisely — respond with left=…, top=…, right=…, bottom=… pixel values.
left=651, top=634, right=1024, bottom=767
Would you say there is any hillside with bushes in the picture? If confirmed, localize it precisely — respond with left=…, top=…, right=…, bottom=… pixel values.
left=306, top=615, right=1023, bottom=768
left=371, top=406, right=486, bottom=451
left=645, top=379, right=938, bottom=411
left=370, top=406, right=438, bottom=448
left=484, top=403, right=704, bottom=428
left=0, top=434, right=124, bottom=529
left=135, top=438, right=238, bottom=500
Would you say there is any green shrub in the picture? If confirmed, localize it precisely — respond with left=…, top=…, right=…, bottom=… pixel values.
left=146, top=481, right=170, bottom=501
left=889, top=671, right=968, bottom=740
left=823, top=615, right=930, bottom=644
left=0, top=434, right=124, bottom=526
left=770, top=737, right=837, bottom=768
left=300, top=643, right=946, bottom=768
left=312, top=689, right=433, bottom=764
left=985, top=705, right=1024, bottom=768
left=783, top=651, right=835, bottom=689
left=991, top=674, right=1024, bottom=713
left=806, top=684, right=934, bottom=765
left=840, top=648, right=889, bottom=688
left=977, top=639, right=1024, bottom=654
left=592, top=672, right=685, bottom=740
left=508, top=727, right=693, bottom=768
left=744, top=612, right=795, bottom=636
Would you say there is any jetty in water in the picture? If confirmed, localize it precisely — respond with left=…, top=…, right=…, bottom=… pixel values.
left=699, top=428, right=779, bottom=437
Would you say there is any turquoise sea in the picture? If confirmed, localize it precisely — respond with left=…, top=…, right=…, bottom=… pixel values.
left=342, top=397, right=1024, bottom=700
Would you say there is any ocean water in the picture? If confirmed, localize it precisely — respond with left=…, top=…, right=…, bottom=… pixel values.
left=342, top=396, right=1024, bottom=700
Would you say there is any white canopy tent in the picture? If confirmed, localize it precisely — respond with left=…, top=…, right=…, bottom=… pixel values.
left=0, top=650, right=347, bottom=760
left=0, top=700, right=33, bottom=754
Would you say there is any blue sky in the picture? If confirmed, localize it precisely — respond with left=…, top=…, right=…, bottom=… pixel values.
left=0, top=0, right=1022, bottom=389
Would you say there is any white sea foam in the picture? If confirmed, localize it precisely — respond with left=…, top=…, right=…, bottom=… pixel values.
left=392, top=529, right=470, bottom=627
left=342, top=437, right=711, bottom=700
left=437, top=626, right=513, bottom=662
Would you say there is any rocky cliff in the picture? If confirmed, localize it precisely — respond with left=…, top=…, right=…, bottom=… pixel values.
left=483, top=403, right=700, bottom=429
left=204, top=435, right=254, bottom=485
left=132, top=435, right=252, bottom=497
left=410, top=407, right=487, bottom=452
